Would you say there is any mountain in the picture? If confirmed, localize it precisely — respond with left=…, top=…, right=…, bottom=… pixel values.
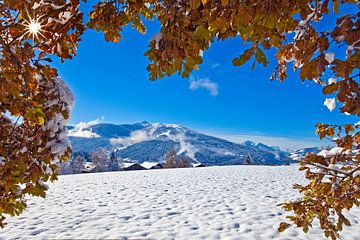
left=68, top=121, right=291, bottom=165
left=290, top=146, right=326, bottom=161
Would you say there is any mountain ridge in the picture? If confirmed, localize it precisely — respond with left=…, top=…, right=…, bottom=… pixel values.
left=68, top=121, right=292, bottom=165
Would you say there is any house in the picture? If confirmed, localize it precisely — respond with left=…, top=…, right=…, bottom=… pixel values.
left=141, top=161, right=163, bottom=170
left=81, top=162, right=96, bottom=173
left=192, top=163, right=206, bottom=168
left=122, top=162, right=146, bottom=171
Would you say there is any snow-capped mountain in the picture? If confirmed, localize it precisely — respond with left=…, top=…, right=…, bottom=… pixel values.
left=290, top=146, right=327, bottom=161
left=68, top=121, right=291, bottom=165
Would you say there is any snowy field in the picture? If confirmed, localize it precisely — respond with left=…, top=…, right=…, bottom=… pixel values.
left=1, top=166, right=359, bottom=240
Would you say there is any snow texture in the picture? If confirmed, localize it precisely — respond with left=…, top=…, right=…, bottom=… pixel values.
left=40, top=76, right=74, bottom=163
left=318, top=147, right=345, bottom=158
left=141, top=161, right=162, bottom=169
left=1, top=166, right=359, bottom=240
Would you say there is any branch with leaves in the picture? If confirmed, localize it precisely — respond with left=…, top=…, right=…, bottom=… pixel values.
left=0, top=1, right=359, bottom=238
left=279, top=123, right=360, bottom=240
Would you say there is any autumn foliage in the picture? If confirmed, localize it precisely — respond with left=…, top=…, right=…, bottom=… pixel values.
left=0, top=0, right=84, bottom=227
left=0, top=0, right=359, bottom=238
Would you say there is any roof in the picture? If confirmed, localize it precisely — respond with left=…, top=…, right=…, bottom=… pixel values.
left=141, top=161, right=162, bottom=169
left=84, top=162, right=96, bottom=170
left=123, top=162, right=140, bottom=168
left=192, top=163, right=205, bottom=167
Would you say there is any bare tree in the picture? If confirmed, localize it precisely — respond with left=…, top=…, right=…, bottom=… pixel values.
left=59, top=162, right=71, bottom=175
left=178, top=156, right=191, bottom=168
left=70, top=155, right=85, bottom=174
left=165, top=149, right=177, bottom=168
left=91, top=148, right=108, bottom=172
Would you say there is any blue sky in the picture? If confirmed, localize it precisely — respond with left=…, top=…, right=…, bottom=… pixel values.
left=52, top=3, right=357, bottom=149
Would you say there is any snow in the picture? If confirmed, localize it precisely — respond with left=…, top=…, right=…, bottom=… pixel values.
left=37, top=75, right=74, bottom=163
left=328, top=77, right=336, bottom=85
left=199, top=50, right=204, bottom=57
left=150, top=33, right=163, bottom=50
left=318, top=147, right=345, bottom=158
left=294, top=12, right=315, bottom=39
left=354, top=171, right=360, bottom=179
left=1, top=166, right=359, bottom=239
left=141, top=161, right=162, bottom=169
left=84, top=162, right=96, bottom=171
left=335, top=35, right=345, bottom=42
left=324, top=98, right=336, bottom=111
left=122, top=162, right=140, bottom=168
left=325, top=52, right=334, bottom=64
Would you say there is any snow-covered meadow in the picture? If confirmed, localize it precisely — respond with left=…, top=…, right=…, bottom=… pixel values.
left=1, top=166, right=359, bottom=240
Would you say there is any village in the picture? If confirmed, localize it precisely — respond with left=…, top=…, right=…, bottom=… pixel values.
left=59, top=148, right=206, bottom=175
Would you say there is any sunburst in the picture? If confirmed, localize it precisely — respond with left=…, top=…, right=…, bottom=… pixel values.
left=19, top=6, right=47, bottom=45
left=28, top=19, right=42, bottom=36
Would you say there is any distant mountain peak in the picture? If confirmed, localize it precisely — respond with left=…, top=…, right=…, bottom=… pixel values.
left=243, top=140, right=256, bottom=146
left=138, top=121, right=150, bottom=126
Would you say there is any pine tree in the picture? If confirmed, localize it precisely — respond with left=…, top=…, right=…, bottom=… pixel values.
left=284, top=158, right=290, bottom=166
left=108, top=150, right=120, bottom=171
left=245, top=155, right=252, bottom=165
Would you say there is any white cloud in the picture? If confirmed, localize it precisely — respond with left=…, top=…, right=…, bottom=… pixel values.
left=110, top=123, right=199, bottom=161
left=212, top=63, right=220, bottom=68
left=189, top=77, right=218, bottom=96
left=68, top=117, right=103, bottom=138
left=163, top=131, right=199, bottom=160
left=110, top=129, right=155, bottom=147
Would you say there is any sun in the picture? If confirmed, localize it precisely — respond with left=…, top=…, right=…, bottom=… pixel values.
left=28, top=20, right=42, bottom=35
left=18, top=6, right=46, bottom=45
